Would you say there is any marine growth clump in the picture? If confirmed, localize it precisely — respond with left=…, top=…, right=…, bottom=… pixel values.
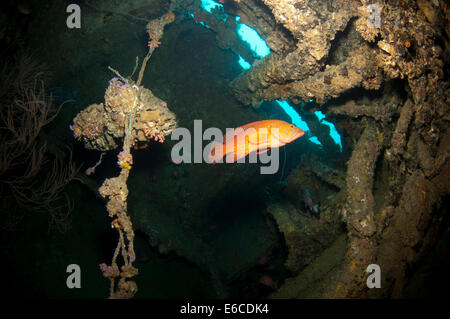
left=70, top=76, right=177, bottom=152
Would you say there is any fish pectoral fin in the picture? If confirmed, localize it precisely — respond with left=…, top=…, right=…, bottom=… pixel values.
left=247, top=132, right=270, bottom=145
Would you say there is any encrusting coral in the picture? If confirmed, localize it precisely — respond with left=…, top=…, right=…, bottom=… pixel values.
left=71, top=74, right=176, bottom=152
left=229, top=0, right=445, bottom=106
left=70, top=11, right=177, bottom=299
left=219, top=0, right=449, bottom=298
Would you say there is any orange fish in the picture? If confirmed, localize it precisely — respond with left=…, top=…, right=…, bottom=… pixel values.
left=208, top=120, right=305, bottom=164
left=258, top=275, right=278, bottom=289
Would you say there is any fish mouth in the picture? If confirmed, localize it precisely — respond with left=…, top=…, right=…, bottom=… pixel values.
left=278, top=132, right=303, bottom=145
left=292, top=131, right=305, bottom=141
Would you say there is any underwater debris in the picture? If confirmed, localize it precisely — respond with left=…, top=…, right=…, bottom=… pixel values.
left=266, top=199, right=343, bottom=274
left=229, top=0, right=444, bottom=107
left=326, top=89, right=402, bottom=122
left=70, top=11, right=176, bottom=299
left=16, top=0, right=446, bottom=299
left=71, top=76, right=176, bottom=152
left=220, top=1, right=448, bottom=298
left=386, top=99, right=414, bottom=159
left=71, top=11, right=178, bottom=153
left=343, top=121, right=380, bottom=238
left=82, top=0, right=447, bottom=299
left=229, top=0, right=355, bottom=105
left=292, top=155, right=346, bottom=191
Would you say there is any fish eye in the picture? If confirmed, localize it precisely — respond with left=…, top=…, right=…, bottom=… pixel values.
left=290, top=125, right=293, bottom=128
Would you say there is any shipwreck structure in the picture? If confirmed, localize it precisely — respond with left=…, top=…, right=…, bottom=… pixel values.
left=63, top=0, right=449, bottom=298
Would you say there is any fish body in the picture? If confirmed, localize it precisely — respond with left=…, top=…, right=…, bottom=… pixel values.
left=303, top=189, right=313, bottom=211
left=313, top=204, right=320, bottom=215
left=258, top=275, right=278, bottom=289
left=303, top=189, right=320, bottom=217
left=208, top=120, right=305, bottom=163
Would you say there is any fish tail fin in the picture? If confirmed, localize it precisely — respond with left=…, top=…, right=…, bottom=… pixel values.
left=207, top=141, right=224, bottom=164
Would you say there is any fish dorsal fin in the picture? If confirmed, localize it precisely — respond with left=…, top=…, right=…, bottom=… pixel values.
left=239, top=121, right=263, bottom=130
